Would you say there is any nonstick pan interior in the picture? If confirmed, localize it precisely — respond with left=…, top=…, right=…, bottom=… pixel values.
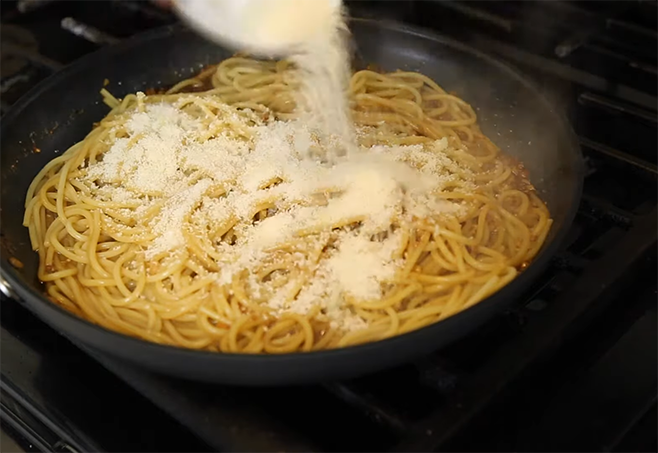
left=0, top=19, right=583, bottom=385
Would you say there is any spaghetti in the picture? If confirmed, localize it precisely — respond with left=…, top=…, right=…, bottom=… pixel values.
left=23, top=56, right=552, bottom=353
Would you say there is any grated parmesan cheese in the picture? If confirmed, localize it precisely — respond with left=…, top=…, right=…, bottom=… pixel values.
left=147, top=179, right=212, bottom=259
left=326, top=232, right=402, bottom=300
left=81, top=97, right=473, bottom=331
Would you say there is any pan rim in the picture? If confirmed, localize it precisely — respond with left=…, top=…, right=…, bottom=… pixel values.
left=0, top=18, right=584, bottom=366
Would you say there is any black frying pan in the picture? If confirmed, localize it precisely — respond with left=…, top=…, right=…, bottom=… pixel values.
left=0, top=19, right=584, bottom=386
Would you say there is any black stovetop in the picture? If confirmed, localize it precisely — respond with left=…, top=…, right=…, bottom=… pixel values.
left=1, top=1, right=656, bottom=452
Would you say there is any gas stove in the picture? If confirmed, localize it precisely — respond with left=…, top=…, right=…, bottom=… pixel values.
left=1, top=1, right=656, bottom=452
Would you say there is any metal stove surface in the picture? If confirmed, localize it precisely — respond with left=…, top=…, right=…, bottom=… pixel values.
left=1, top=1, right=656, bottom=452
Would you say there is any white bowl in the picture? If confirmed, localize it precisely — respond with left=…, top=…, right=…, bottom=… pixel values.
left=173, top=0, right=342, bottom=56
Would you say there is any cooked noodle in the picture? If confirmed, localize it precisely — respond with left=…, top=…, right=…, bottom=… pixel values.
left=23, top=56, right=552, bottom=353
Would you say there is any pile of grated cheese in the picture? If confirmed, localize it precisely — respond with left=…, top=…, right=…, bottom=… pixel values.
left=82, top=96, right=474, bottom=331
